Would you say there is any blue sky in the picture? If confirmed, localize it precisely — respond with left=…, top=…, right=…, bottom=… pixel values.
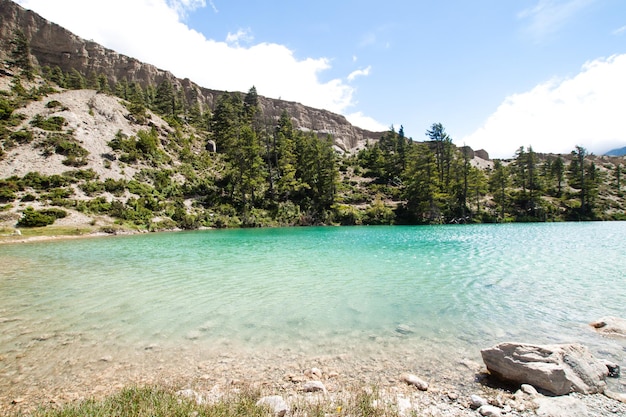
left=15, top=0, right=626, bottom=158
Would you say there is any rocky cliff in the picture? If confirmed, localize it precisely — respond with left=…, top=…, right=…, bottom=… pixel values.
left=0, top=0, right=382, bottom=152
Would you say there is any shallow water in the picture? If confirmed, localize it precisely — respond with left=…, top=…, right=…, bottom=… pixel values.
left=1, top=223, right=625, bottom=404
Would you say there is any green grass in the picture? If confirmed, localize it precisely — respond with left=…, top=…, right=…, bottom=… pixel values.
left=0, top=225, right=96, bottom=242
left=8, top=385, right=402, bottom=417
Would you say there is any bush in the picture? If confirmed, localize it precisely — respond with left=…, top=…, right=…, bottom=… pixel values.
left=0, top=187, right=17, bottom=203
left=0, top=98, right=14, bottom=120
left=40, top=208, right=68, bottom=219
left=17, top=207, right=56, bottom=227
left=21, top=172, right=69, bottom=190
left=30, top=114, right=66, bottom=131
left=10, top=128, right=34, bottom=144
left=45, top=100, right=67, bottom=110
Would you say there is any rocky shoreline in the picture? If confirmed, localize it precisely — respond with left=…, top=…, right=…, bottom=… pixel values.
left=2, top=325, right=625, bottom=416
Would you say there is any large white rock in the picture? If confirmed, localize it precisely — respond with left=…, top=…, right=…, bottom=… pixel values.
left=480, top=342, right=608, bottom=395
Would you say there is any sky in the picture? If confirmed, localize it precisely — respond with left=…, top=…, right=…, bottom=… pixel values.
left=13, top=0, right=626, bottom=158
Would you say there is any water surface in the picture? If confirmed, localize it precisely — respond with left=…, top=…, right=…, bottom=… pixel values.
left=1, top=223, right=625, bottom=402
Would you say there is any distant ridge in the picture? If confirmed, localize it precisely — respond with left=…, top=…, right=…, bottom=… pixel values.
left=605, top=146, right=626, bottom=157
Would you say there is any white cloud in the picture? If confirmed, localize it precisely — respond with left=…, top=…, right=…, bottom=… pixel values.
left=518, top=0, right=595, bottom=42
left=225, top=28, right=253, bottom=46
left=167, top=0, right=206, bottom=17
left=14, top=0, right=385, bottom=128
left=347, top=66, right=371, bottom=82
left=462, top=54, right=626, bottom=159
left=345, top=112, right=388, bottom=133
left=613, top=25, right=626, bottom=35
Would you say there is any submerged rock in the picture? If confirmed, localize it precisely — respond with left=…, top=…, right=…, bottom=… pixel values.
left=590, top=316, right=626, bottom=337
left=395, top=324, right=414, bottom=335
left=480, top=342, right=608, bottom=395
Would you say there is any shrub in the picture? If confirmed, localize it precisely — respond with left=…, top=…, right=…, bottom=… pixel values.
left=0, top=98, right=14, bottom=120
left=30, top=114, right=66, bottom=131
left=0, top=187, right=17, bottom=203
left=38, top=133, right=89, bottom=166
left=40, top=208, right=68, bottom=219
left=104, top=178, right=127, bottom=196
left=21, top=172, right=69, bottom=190
left=64, top=168, right=98, bottom=181
left=80, top=181, right=105, bottom=196
left=17, top=207, right=56, bottom=227
left=10, top=128, right=34, bottom=144
left=45, top=100, right=67, bottom=110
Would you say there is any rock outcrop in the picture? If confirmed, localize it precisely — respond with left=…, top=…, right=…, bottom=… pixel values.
left=480, top=342, right=609, bottom=396
left=0, top=0, right=382, bottom=152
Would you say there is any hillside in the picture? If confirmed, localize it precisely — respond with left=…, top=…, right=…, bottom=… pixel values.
left=0, top=0, right=381, bottom=153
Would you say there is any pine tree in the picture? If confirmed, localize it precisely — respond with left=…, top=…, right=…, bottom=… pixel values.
left=9, top=30, right=33, bottom=80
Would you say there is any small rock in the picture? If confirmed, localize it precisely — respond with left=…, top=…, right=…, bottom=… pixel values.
left=447, top=391, right=459, bottom=400
left=400, top=373, right=428, bottom=391
left=257, top=395, right=290, bottom=417
left=520, top=383, right=538, bottom=396
left=99, top=355, right=113, bottom=362
left=11, top=397, right=24, bottom=404
left=470, top=394, right=488, bottom=409
left=302, top=380, right=327, bottom=393
left=395, top=324, right=414, bottom=334
left=478, top=404, right=503, bottom=417
left=311, top=367, right=323, bottom=378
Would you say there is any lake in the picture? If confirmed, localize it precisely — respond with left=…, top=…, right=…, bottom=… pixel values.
left=1, top=222, right=625, bottom=403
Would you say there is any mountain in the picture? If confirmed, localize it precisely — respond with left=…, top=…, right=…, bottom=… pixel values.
left=605, top=146, right=626, bottom=157
left=0, top=0, right=381, bottom=152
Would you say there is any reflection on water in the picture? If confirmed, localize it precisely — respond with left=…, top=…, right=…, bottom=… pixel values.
left=1, top=223, right=625, bottom=404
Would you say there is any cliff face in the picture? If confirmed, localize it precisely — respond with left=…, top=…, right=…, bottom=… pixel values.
left=0, top=0, right=382, bottom=152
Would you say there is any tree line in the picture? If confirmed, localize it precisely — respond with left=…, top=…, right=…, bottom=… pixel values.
left=3, top=31, right=625, bottom=227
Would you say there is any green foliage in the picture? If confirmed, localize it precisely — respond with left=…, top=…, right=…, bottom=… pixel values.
left=0, top=98, right=14, bottom=120
left=21, top=172, right=69, bottom=190
left=9, top=30, right=33, bottom=80
left=38, top=133, right=89, bottom=166
left=30, top=114, right=67, bottom=131
left=17, top=207, right=57, bottom=227
left=10, top=128, right=34, bottom=144
left=108, top=128, right=169, bottom=165
left=45, top=100, right=67, bottom=110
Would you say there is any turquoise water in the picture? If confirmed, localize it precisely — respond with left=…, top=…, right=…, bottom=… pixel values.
left=1, top=223, right=625, bottom=392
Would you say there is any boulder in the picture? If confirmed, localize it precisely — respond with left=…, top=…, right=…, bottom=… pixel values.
left=256, top=395, right=290, bottom=417
left=590, top=316, right=626, bottom=337
left=480, top=342, right=608, bottom=395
